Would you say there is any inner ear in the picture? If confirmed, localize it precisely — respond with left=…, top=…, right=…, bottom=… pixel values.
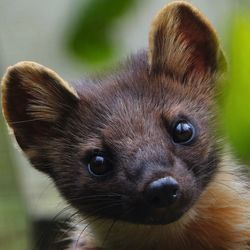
left=148, top=1, right=226, bottom=79
left=1, top=61, right=79, bottom=151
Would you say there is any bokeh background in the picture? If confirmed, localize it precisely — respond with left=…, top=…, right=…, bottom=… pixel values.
left=0, top=0, right=250, bottom=249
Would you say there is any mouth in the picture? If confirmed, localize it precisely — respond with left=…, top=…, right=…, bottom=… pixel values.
left=117, top=204, right=191, bottom=225
left=78, top=201, right=190, bottom=226
left=80, top=198, right=193, bottom=226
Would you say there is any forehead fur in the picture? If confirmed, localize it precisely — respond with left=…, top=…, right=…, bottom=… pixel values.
left=72, top=51, right=215, bottom=153
left=76, top=51, right=214, bottom=119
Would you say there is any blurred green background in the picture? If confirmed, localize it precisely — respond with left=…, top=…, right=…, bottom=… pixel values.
left=0, top=0, right=250, bottom=249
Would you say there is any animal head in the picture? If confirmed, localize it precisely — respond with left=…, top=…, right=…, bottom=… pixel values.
left=1, top=1, right=226, bottom=225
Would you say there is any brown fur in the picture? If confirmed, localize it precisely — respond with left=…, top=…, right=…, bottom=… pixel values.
left=1, top=1, right=250, bottom=250
left=70, top=161, right=250, bottom=250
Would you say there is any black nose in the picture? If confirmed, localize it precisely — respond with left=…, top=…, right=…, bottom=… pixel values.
left=145, top=177, right=180, bottom=208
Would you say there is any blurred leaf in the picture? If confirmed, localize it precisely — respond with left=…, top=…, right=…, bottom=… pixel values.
left=222, top=11, right=250, bottom=163
left=0, top=113, right=28, bottom=250
left=66, top=0, right=136, bottom=66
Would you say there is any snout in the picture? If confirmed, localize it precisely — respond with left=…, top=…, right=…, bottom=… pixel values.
left=144, top=176, right=180, bottom=208
left=121, top=170, right=198, bottom=225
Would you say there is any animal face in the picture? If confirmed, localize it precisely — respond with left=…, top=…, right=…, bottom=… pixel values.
left=1, top=1, right=225, bottom=226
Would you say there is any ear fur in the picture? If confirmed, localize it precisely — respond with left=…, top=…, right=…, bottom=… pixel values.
left=148, top=1, right=226, bottom=79
left=1, top=61, right=79, bottom=151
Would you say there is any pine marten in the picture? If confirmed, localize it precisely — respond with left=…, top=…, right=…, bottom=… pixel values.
left=1, top=1, right=250, bottom=249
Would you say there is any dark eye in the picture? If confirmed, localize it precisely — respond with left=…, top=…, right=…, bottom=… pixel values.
left=87, top=154, right=112, bottom=176
left=172, top=120, right=195, bottom=144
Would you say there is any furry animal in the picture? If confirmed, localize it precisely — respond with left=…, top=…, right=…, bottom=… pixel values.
left=1, top=1, right=250, bottom=249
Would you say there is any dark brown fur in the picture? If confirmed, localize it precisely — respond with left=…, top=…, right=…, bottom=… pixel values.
left=1, top=1, right=250, bottom=249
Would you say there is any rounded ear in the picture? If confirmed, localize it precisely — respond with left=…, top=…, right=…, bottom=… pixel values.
left=148, top=1, right=226, bottom=79
left=1, top=61, right=79, bottom=152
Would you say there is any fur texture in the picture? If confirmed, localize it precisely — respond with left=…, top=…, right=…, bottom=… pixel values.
left=72, top=160, right=250, bottom=250
left=1, top=1, right=250, bottom=250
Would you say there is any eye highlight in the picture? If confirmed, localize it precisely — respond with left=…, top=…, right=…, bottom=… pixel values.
left=172, top=120, right=195, bottom=145
left=87, top=153, right=112, bottom=177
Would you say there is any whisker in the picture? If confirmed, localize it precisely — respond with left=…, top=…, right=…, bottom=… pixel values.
left=62, top=201, right=123, bottom=249
left=9, top=118, right=48, bottom=125
left=101, top=219, right=116, bottom=248
left=73, top=216, right=102, bottom=250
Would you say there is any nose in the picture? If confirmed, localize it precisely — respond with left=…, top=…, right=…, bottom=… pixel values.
left=144, top=177, right=180, bottom=208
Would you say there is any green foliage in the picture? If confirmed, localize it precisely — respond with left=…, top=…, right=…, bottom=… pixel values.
left=67, top=0, right=136, bottom=66
left=0, top=114, right=28, bottom=250
left=222, top=11, right=250, bottom=163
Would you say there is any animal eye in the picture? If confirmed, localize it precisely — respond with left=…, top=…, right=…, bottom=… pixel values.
left=87, top=154, right=112, bottom=177
left=172, top=120, right=195, bottom=144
